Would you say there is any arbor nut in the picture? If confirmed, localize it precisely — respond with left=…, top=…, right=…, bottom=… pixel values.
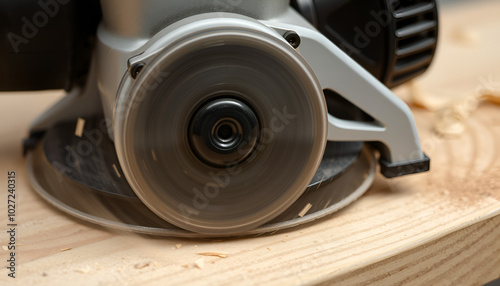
left=189, top=98, right=260, bottom=168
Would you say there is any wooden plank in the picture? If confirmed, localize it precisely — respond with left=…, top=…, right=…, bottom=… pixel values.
left=323, top=214, right=500, bottom=285
left=1, top=1, right=499, bottom=285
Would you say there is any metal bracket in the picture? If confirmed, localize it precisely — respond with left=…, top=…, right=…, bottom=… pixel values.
left=265, top=19, right=429, bottom=177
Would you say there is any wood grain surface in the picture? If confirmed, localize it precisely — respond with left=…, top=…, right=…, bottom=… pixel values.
left=1, top=1, right=499, bottom=285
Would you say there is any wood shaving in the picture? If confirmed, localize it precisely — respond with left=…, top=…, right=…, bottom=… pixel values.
left=434, top=90, right=500, bottom=136
left=112, top=164, right=122, bottom=178
left=194, top=258, right=205, bottom=269
left=181, top=264, right=189, bottom=268
left=75, top=118, right=86, bottom=137
left=435, top=106, right=468, bottom=136
left=298, top=203, right=313, bottom=218
left=483, top=93, right=500, bottom=105
left=2, top=246, right=8, bottom=251
left=74, top=266, right=91, bottom=274
left=410, top=78, right=499, bottom=136
left=60, top=248, right=72, bottom=252
left=451, top=27, right=480, bottom=46
left=175, top=244, right=182, bottom=249
left=196, top=252, right=228, bottom=258
left=134, top=262, right=150, bottom=269
left=409, top=81, right=449, bottom=111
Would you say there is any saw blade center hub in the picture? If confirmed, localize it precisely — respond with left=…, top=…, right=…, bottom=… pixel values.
left=189, top=98, right=260, bottom=167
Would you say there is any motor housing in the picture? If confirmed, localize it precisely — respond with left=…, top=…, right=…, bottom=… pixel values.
left=291, top=0, right=439, bottom=87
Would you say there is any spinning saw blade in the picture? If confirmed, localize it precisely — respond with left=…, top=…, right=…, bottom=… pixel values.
left=27, top=117, right=376, bottom=238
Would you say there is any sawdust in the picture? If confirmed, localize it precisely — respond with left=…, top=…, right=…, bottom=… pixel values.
left=419, top=165, right=500, bottom=210
left=298, top=203, right=313, bottom=217
left=435, top=92, right=500, bottom=136
left=175, top=244, right=182, bottom=249
left=196, top=252, right=227, bottom=258
left=383, top=99, right=500, bottom=209
left=450, top=27, right=480, bottom=46
left=409, top=81, right=448, bottom=111
left=410, top=82, right=500, bottom=136
left=74, top=266, right=92, bottom=274
left=112, top=164, right=121, bottom=178
left=483, top=93, right=500, bottom=105
left=434, top=99, right=475, bottom=136
left=194, top=258, right=205, bottom=269
left=74, top=118, right=86, bottom=137
left=134, top=262, right=150, bottom=269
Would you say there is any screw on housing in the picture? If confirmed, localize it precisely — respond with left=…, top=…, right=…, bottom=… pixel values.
left=284, top=31, right=301, bottom=49
left=130, top=62, right=145, bottom=79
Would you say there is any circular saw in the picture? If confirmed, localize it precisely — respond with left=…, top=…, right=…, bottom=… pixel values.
left=1, top=0, right=437, bottom=237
